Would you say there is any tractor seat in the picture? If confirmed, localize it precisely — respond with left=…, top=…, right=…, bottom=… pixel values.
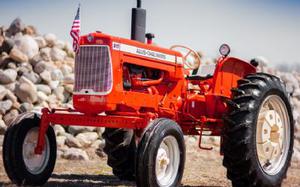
left=186, top=74, right=213, bottom=80
left=186, top=64, right=216, bottom=80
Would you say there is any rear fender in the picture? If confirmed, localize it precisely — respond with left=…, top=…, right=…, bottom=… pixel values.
left=205, top=57, right=256, bottom=118
left=211, top=57, right=256, bottom=97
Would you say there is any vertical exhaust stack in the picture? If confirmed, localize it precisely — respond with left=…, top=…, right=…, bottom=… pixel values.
left=131, top=0, right=146, bottom=43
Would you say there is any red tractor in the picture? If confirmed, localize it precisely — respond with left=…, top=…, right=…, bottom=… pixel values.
left=2, top=1, right=294, bottom=187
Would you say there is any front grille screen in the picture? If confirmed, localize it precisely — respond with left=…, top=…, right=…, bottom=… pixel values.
left=74, top=45, right=112, bottom=94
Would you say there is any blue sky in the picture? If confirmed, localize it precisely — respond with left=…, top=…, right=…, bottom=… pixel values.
left=0, top=0, right=299, bottom=65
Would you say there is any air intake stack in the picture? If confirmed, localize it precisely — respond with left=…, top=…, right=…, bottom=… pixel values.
left=131, top=0, right=146, bottom=43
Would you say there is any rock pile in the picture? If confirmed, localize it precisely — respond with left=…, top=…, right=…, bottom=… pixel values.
left=55, top=125, right=105, bottom=160
left=0, top=18, right=105, bottom=160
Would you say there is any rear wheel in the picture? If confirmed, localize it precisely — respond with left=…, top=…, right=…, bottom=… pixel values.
left=102, top=128, right=136, bottom=180
left=223, top=73, right=294, bottom=187
left=2, top=115, right=57, bottom=186
left=136, top=118, right=185, bottom=187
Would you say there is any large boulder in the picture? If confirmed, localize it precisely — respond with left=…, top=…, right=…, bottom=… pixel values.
left=3, top=109, right=19, bottom=125
left=15, top=76, right=37, bottom=103
left=60, top=64, right=73, bottom=76
left=53, top=86, right=65, bottom=101
left=68, top=126, right=96, bottom=135
left=0, top=69, right=17, bottom=84
left=4, top=82, right=15, bottom=92
left=36, top=84, right=52, bottom=95
left=53, top=125, right=65, bottom=136
left=39, top=47, right=51, bottom=61
left=44, top=33, right=57, bottom=47
left=37, top=91, right=49, bottom=103
left=19, top=102, right=33, bottom=113
left=64, top=133, right=82, bottom=148
left=62, top=147, right=89, bottom=160
left=40, top=70, right=52, bottom=83
left=18, top=62, right=33, bottom=74
left=48, top=80, right=60, bottom=90
left=51, top=69, right=64, bottom=81
left=54, top=40, right=65, bottom=49
left=23, top=25, right=37, bottom=36
left=34, top=60, right=47, bottom=74
left=5, top=90, right=17, bottom=104
left=6, top=18, right=25, bottom=36
left=50, top=47, right=66, bottom=61
left=9, top=48, right=29, bottom=63
left=22, top=71, right=41, bottom=84
left=34, top=36, right=47, bottom=49
left=14, top=35, right=39, bottom=59
left=0, top=100, right=13, bottom=115
left=75, top=132, right=99, bottom=148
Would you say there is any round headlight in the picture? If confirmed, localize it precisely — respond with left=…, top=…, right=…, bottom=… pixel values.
left=219, top=44, right=231, bottom=57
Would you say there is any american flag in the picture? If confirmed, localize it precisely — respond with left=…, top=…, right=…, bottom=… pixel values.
left=70, top=4, right=81, bottom=53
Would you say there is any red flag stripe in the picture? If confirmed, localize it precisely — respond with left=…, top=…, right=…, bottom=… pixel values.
left=70, top=5, right=80, bottom=53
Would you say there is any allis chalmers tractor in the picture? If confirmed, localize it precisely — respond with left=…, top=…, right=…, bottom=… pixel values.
left=2, top=1, right=294, bottom=187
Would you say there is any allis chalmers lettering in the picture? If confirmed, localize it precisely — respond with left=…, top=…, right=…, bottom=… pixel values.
left=136, top=48, right=166, bottom=60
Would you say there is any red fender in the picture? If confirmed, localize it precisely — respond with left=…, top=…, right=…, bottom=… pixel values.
left=204, top=57, right=256, bottom=118
left=212, top=57, right=256, bottom=97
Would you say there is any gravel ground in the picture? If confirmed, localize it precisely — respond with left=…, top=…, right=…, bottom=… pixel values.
left=0, top=136, right=299, bottom=187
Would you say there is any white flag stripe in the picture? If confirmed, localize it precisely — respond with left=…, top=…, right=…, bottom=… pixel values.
left=70, top=4, right=80, bottom=53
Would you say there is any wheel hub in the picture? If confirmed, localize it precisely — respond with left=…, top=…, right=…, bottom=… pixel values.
left=155, top=136, right=180, bottom=187
left=257, top=110, right=283, bottom=163
left=256, top=95, right=290, bottom=175
left=156, top=148, right=170, bottom=176
left=22, top=127, right=50, bottom=175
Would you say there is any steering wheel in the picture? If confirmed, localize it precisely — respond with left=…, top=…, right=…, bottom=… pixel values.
left=170, top=45, right=201, bottom=70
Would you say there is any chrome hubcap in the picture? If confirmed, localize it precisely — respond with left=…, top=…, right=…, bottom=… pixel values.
left=155, top=136, right=180, bottom=187
left=22, top=127, right=50, bottom=174
left=256, top=95, right=290, bottom=175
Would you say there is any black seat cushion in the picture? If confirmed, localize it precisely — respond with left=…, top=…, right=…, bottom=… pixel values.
left=186, top=74, right=213, bottom=80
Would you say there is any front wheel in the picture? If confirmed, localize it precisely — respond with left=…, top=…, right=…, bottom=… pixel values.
left=2, top=115, right=57, bottom=186
left=136, top=118, right=186, bottom=187
left=223, top=73, right=294, bottom=187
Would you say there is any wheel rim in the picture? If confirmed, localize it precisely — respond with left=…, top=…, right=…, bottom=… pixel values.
left=22, top=127, right=50, bottom=175
left=155, top=136, right=180, bottom=187
left=256, top=95, right=290, bottom=175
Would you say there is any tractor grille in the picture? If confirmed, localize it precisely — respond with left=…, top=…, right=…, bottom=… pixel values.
left=74, top=45, right=112, bottom=94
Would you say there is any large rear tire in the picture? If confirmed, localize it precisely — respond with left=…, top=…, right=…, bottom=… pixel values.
left=102, top=128, right=136, bottom=181
left=136, top=118, right=185, bottom=187
left=223, top=73, right=294, bottom=187
left=2, top=114, right=57, bottom=186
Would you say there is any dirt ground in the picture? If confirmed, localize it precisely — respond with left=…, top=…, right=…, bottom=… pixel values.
left=0, top=137, right=299, bottom=187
